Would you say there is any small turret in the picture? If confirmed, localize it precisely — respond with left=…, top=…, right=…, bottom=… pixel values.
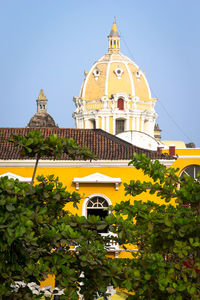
left=37, top=89, right=47, bottom=112
left=27, top=89, right=57, bottom=128
left=154, top=124, right=162, bottom=141
left=108, top=18, right=120, bottom=54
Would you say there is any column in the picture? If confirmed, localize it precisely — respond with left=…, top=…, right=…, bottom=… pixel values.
left=106, top=116, right=109, bottom=132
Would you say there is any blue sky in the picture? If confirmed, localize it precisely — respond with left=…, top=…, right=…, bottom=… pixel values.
left=0, top=0, right=199, bottom=146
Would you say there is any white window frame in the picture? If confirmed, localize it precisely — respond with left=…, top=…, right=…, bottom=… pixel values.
left=82, top=193, right=112, bottom=217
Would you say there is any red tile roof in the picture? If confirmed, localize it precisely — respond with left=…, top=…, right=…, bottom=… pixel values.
left=0, top=128, right=172, bottom=160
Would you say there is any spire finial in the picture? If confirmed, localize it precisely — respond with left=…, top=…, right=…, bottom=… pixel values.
left=38, top=89, right=47, bottom=101
left=114, top=16, right=116, bottom=23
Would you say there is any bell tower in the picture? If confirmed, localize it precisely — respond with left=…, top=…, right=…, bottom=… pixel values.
left=37, top=89, right=47, bottom=112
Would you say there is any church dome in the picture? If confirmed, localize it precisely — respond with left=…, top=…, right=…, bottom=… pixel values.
left=28, top=111, right=56, bottom=127
left=80, top=51, right=151, bottom=102
left=27, top=89, right=57, bottom=128
left=73, top=21, right=157, bottom=139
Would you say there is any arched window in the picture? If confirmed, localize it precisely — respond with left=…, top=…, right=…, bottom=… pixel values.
left=86, top=196, right=109, bottom=233
left=180, top=165, right=200, bottom=181
left=117, top=98, right=124, bottom=110
left=86, top=196, right=109, bottom=219
left=116, top=119, right=125, bottom=135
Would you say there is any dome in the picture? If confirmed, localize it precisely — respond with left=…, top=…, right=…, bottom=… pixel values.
left=73, top=21, right=157, bottom=140
left=27, top=89, right=57, bottom=128
left=80, top=52, right=152, bottom=102
left=27, top=111, right=56, bottom=127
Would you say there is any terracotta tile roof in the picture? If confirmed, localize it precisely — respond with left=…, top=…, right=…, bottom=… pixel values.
left=0, top=128, right=172, bottom=160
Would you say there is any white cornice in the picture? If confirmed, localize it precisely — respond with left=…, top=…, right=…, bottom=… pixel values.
left=0, top=172, right=31, bottom=182
left=0, top=159, right=175, bottom=168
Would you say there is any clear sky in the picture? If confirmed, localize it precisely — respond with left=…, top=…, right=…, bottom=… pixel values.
left=0, top=0, right=199, bottom=146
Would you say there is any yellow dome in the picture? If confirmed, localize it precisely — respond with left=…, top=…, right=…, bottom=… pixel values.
left=80, top=52, right=152, bottom=102
left=73, top=20, right=157, bottom=138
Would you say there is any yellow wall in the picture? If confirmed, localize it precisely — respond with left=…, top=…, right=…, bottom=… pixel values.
left=2, top=152, right=199, bottom=216
left=162, top=148, right=200, bottom=176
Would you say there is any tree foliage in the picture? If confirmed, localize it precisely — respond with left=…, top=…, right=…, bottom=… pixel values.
left=1, top=131, right=118, bottom=299
left=1, top=131, right=200, bottom=299
left=109, top=153, right=200, bottom=299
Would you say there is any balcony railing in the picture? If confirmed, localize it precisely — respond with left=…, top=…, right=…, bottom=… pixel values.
left=101, top=232, right=119, bottom=252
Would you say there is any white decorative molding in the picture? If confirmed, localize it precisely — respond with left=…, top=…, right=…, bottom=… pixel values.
left=0, top=172, right=31, bottom=182
left=73, top=172, right=121, bottom=190
left=0, top=159, right=175, bottom=168
left=104, top=55, right=112, bottom=96
left=124, top=62, right=135, bottom=96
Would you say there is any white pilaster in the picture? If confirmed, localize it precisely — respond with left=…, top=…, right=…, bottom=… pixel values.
left=113, top=116, right=116, bottom=135
left=84, top=118, right=89, bottom=129
left=136, top=116, right=140, bottom=131
left=95, top=116, right=99, bottom=129
left=101, top=116, right=105, bottom=130
left=141, top=116, right=144, bottom=132
left=106, top=116, right=109, bottom=132
left=132, top=117, right=135, bottom=131
left=125, top=117, right=129, bottom=131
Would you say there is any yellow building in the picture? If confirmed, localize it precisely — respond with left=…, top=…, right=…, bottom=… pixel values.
left=0, top=20, right=200, bottom=292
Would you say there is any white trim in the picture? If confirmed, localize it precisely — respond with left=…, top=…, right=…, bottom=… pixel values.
left=82, top=61, right=99, bottom=98
left=73, top=172, right=121, bottom=190
left=124, top=62, right=135, bottom=96
left=0, top=172, right=31, bottom=182
left=0, top=159, right=175, bottom=167
left=104, top=55, right=112, bottom=96
left=141, top=72, right=152, bottom=99
left=82, top=193, right=112, bottom=217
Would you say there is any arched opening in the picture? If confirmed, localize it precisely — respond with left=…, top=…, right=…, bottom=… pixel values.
left=180, top=165, right=200, bottom=181
left=117, top=98, right=124, bottom=110
left=116, top=119, right=125, bottom=135
left=86, top=196, right=109, bottom=233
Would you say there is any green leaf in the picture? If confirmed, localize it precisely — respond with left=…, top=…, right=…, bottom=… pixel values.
left=6, top=204, right=15, bottom=211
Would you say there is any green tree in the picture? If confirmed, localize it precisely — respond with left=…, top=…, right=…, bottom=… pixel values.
left=2, top=131, right=200, bottom=299
left=0, top=131, right=120, bottom=300
left=109, top=153, right=200, bottom=299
